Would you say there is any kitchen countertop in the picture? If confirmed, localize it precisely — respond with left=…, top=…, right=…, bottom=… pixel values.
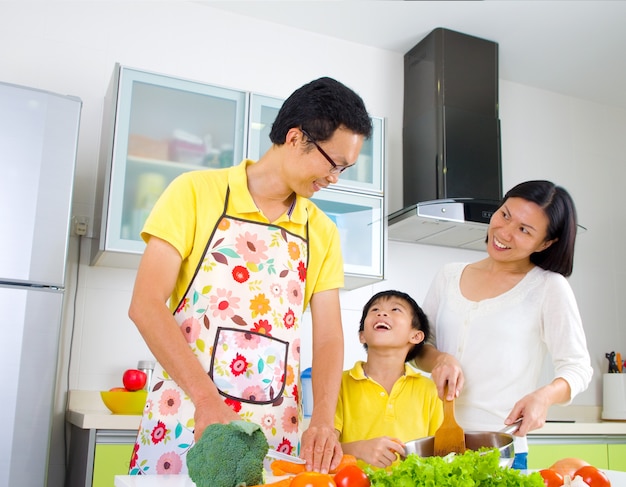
left=114, top=470, right=626, bottom=486
left=66, top=390, right=143, bottom=430
left=67, top=390, right=626, bottom=435
left=530, top=404, right=626, bottom=436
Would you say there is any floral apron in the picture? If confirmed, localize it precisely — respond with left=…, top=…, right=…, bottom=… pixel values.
left=130, top=188, right=308, bottom=475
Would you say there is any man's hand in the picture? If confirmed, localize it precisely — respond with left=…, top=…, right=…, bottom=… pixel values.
left=300, top=423, right=343, bottom=473
left=192, top=397, right=241, bottom=442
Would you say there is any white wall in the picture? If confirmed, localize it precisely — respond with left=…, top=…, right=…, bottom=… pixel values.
left=2, top=2, right=625, bottom=486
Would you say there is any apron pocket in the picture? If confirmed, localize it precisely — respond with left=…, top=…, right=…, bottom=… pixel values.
left=209, top=327, right=289, bottom=404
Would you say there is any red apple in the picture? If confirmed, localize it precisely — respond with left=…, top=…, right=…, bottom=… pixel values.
left=122, top=369, right=147, bottom=391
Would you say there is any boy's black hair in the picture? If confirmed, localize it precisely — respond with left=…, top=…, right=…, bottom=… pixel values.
left=358, top=290, right=430, bottom=363
left=269, top=77, right=372, bottom=144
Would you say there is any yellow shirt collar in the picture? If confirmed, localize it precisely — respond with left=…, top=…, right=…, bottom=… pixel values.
left=349, top=361, right=423, bottom=381
left=228, top=159, right=308, bottom=225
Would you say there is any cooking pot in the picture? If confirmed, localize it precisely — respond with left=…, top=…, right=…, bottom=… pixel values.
left=404, top=421, right=521, bottom=468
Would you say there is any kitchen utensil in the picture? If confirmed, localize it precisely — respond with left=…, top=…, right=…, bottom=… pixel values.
left=606, top=351, right=620, bottom=373
left=617, top=352, right=623, bottom=373
left=137, top=360, right=155, bottom=391
left=433, top=386, right=466, bottom=456
left=266, top=449, right=306, bottom=464
left=405, top=420, right=521, bottom=468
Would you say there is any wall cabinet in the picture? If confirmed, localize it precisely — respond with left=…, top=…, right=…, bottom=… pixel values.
left=91, top=66, right=386, bottom=289
left=91, top=64, right=247, bottom=267
left=528, top=435, right=626, bottom=472
left=311, top=188, right=384, bottom=289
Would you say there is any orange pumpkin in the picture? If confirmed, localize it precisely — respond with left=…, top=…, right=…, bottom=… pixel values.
left=549, top=457, right=590, bottom=479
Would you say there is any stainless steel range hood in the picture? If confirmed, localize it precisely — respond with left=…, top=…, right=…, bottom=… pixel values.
left=388, top=198, right=499, bottom=251
left=389, top=28, right=502, bottom=250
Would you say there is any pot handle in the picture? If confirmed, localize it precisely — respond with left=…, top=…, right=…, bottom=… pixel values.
left=499, top=418, right=523, bottom=435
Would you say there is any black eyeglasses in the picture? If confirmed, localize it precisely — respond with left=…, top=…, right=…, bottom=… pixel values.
left=301, top=129, right=354, bottom=175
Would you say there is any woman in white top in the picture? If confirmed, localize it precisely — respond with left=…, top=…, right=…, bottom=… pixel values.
left=415, top=180, right=593, bottom=469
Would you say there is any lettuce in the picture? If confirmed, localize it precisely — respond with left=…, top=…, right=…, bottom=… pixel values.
left=364, top=448, right=545, bottom=486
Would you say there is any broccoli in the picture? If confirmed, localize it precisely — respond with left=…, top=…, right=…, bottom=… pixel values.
left=186, top=419, right=269, bottom=487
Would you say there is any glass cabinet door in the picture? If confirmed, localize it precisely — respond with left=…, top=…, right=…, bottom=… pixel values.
left=103, top=65, right=247, bottom=254
left=311, top=189, right=384, bottom=288
left=336, top=116, right=384, bottom=194
left=247, top=94, right=283, bottom=161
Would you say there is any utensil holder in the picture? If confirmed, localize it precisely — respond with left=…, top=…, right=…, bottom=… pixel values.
left=602, top=373, right=626, bottom=420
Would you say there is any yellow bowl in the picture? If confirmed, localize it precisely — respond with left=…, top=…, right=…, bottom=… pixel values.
left=100, top=390, right=147, bottom=415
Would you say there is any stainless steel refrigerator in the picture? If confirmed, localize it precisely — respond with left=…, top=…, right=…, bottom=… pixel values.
left=0, top=81, right=81, bottom=486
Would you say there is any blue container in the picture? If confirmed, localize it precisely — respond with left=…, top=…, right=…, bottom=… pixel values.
left=301, top=367, right=313, bottom=417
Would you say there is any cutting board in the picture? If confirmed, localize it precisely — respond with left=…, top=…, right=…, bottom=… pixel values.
left=114, top=474, right=290, bottom=486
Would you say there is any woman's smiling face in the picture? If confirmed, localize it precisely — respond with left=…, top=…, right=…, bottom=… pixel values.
left=487, top=196, right=555, bottom=262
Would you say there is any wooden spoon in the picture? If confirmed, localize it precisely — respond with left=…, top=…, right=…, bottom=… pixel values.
left=433, top=385, right=466, bottom=456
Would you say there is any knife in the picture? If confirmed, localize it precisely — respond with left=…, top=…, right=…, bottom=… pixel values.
left=266, top=449, right=306, bottom=464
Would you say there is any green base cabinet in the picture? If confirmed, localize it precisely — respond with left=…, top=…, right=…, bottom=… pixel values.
left=528, top=444, right=609, bottom=470
left=93, top=443, right=135, bottom=487
left=528, top=436, right=626, bottom=472
left=608, top=444, right=626, bottom=472
left=66, top=425, right=138, bottom=487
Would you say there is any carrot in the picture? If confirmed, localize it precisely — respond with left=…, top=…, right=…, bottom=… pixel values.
left=248, top=479, right=293, bottom=487
left=270, top=452, right=357, bottom=477
left=269, top=459, right=306, bottom=476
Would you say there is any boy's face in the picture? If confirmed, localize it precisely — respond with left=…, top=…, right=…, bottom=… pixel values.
left=359, top=297, right=424, bottom=350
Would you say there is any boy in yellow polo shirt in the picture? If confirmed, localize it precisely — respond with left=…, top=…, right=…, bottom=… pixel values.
left=334, top=290, right=443, bottom=468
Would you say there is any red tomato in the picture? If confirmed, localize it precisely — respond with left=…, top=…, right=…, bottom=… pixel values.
left=334, top=465, right=370, bottom=487
left=538, top=468, right=564, bottom=487
left=290, top=471, right=336, bottom=487
left=574, top=465, right=611, bottom=487
left=122, top=369, right=147, bottom=391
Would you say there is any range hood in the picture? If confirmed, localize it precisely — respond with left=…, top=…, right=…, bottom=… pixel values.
left=388, top=199, right=498, bottom=251
left=388, top=28, right=502, bottom=250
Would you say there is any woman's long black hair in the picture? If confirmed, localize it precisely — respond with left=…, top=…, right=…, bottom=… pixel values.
left=503, top=180, right=578, bottom=277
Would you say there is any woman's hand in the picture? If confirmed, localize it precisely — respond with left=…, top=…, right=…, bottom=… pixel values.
left=341, top=437, right=405, bottom=469
left=505, top=378, right=572, bottom=436
left=505, top=391, right=549, bottom=436
left=430, top=352, right=464, bottom=401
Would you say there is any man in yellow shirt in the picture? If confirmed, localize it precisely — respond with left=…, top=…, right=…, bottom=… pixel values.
left=128, top=77, right=372, bottom=476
